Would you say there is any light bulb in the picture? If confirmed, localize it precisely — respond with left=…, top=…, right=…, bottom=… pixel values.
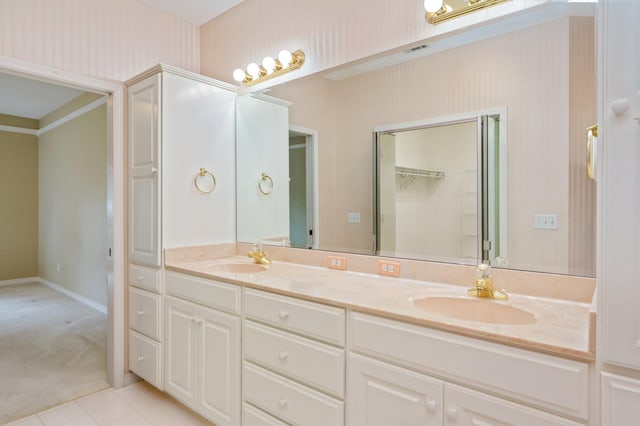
left=278, top=50, right=293, bottom=68
left=262, top=56, right=276, bottom=73
left=232, top=68, right=246, bottom=82
left=424, top=0, right=443, bottom=13
left=247, top=62, right=260, bottom=79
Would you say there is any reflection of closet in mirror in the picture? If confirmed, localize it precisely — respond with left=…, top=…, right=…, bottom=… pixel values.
left=375, top=111, right=506, bottom=266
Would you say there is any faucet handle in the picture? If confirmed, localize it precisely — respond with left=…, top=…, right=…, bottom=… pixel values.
left=476, top=262, right=491, bottom=279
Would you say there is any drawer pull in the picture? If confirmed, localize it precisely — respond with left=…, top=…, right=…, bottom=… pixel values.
left=445, top=407, right=458, bottom=421
left=278, top=351, right=288, bottom=361
left=278, top=311, right=289, bottom=321
left=426, top=399, right=438, bottom=412
left=136, top=310, right=145, bottom=317
left=137, top=355, right=145, bottom=363
left=136, top=275, right=145, bottom=282
left=278, top=398, right=287, bottom=409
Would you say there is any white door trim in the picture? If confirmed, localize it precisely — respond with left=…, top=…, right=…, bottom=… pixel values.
left=0, top=56, right=126, bottom=388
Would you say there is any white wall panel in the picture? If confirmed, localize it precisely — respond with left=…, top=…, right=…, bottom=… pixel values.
left=0, top=0, right=199, bottom=82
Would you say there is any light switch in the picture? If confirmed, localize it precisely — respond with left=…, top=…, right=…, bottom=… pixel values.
left=534, top=214, right=558, bottom=229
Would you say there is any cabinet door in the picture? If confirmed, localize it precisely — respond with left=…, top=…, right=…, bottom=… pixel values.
left=599, top=0, right=640, bottom=370
left=602, top=373, right=640, bottom=426
left=197, top=304, right=241, bottom=426
left=347, top=353, right=443, bottom=426
left=128, top=74, right=161, bottom=266
left=164, top=296, right=197, bottom=406
left=443, top=383, right=581, bottom=426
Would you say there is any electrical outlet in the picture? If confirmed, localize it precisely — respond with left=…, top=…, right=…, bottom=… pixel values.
left=377, top=260, right=400, bottom=277
left=534, top=214, right=558, bottom=229
left=347, top=212, right=361, bottom=224
left=328, top=255, right=347, bottom=270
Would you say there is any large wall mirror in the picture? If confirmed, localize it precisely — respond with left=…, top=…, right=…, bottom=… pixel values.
left=236, top=3, right=597, bottom=277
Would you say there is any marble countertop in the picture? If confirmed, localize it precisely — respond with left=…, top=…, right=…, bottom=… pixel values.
left=165, top=256, right=594, bottom=361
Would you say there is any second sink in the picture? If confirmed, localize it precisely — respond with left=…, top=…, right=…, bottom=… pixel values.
left=412, top=296, right=536, bottom=325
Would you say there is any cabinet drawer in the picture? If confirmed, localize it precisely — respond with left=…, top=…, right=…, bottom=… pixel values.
left=165, top=271, right=240, bottom=315
left=129, top=264, right=161, bottom=293
left=244, top=363, right=344, bottom=426
left=444, top=383, right=583, bottom=426
left=129, top=330, right=162, bottom=389
left=244, top=288, right=345, bottom=346
left=244, top=320, right=345, bottom=398
left=243, top=403, right=289, bottom=426
left=129, top=287, right=161, bottom=340
left=350, top=312, right=590, bottom=420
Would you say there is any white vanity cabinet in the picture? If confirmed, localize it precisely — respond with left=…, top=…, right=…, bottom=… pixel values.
left=164, top=271, right=241, bottom=426
left=348, top=312, right=589, bottom=425
left=242, top=288, right=346, bottom=425
left=128, top=264, right=163, bottom=389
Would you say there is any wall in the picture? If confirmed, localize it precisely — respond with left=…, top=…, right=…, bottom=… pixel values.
left=199, top=0, right=548, bottom=87
left=38, top=105, right=107, bottom=306
left=268, top=17, right=595, bottom=275
left=0, top=127, right=38, bottom=280
left=0, top=0, right=199, bottom=81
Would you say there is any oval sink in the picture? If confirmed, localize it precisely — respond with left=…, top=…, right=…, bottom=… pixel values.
left=206, top=263, right=267, bottom=274
left=412, top=296, right=536, bottom=325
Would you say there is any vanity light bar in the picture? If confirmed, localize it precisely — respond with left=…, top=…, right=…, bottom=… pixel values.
left=233, top=49, right=306, bottom=87
left=425, top=0, right=511, bottom=25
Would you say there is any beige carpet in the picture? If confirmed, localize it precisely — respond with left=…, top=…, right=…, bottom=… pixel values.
left=0, top=282, right=109, bottom=424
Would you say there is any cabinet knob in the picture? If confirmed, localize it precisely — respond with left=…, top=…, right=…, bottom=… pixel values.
left=136, top=310, right=144, bottom=317
left=278, top=351, right=288, bottom=361
left=426, top=399, right=438, bottom=412
left=445, top=407, right=458, bottom=421
left=137, top=355, right=145, bottom=363
left=136, top=275, right=145, bottom=282
left=278, top=399, right=287, bottom=409
left=278, top=311, right=289, bottom=321
left=188, top=316, right=195, bottom=323
left=195, top=318, right=203, bottom=325
left=151, top=167, right=158, bottom=174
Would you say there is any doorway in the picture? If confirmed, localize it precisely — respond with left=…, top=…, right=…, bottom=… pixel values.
left=0, top=58, right=126, bottom=393
left=289, top=125, right=319, bottom=249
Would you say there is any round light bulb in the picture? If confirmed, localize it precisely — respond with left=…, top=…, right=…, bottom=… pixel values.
left=278, top=50, right=293, bottom=68
left=424, top=0, right=443, bottom=13
left=247, top=62, right=260, bottom=79
left=232, top=68, right=246, bottom=82
left=262, top=56, right=276, bottom=73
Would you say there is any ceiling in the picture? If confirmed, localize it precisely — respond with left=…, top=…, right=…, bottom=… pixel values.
left=140, top=0, right=244, bottom=25
left=0, top=73, right=85, bottom=120
left=0, top=1, right=243, bottom=123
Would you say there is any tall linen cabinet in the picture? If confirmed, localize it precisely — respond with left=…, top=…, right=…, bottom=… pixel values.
left=126, top=65, right=237, bottom=424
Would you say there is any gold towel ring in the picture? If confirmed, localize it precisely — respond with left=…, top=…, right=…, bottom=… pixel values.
left=258, top=172, right=274, bottom=195
left=194, top=168, right=216, bottom=194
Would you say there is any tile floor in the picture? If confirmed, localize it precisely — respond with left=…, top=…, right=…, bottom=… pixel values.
left=5, top=381, right=212, bottom=426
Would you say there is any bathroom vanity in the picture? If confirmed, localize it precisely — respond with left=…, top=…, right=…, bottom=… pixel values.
left=129, top=248, right=596, bottom=426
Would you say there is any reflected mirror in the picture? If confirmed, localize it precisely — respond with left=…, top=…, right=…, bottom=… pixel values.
left=236, top=4, right=597, bottom=277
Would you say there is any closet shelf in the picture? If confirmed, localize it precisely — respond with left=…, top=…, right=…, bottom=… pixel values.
left=395, top=166, right=445, bottom=190
left=395, top=166, right=445, bottom=180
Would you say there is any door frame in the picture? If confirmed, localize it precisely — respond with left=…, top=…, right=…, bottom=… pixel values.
left=0, top=56, right=126, bottom=388
left=289, top=124, right=319, bottom=249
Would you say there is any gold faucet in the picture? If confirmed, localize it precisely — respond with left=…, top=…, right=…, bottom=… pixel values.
left=467, top=263, right=508, bottom=300
left=248, top=242, right=272, bottom=265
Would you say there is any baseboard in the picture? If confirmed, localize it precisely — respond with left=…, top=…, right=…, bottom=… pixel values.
left=0, top=277, right=41, bottom=286
left=39, top=278, right=108, bottom=315
left=123, top=372, right=141, bottom=388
